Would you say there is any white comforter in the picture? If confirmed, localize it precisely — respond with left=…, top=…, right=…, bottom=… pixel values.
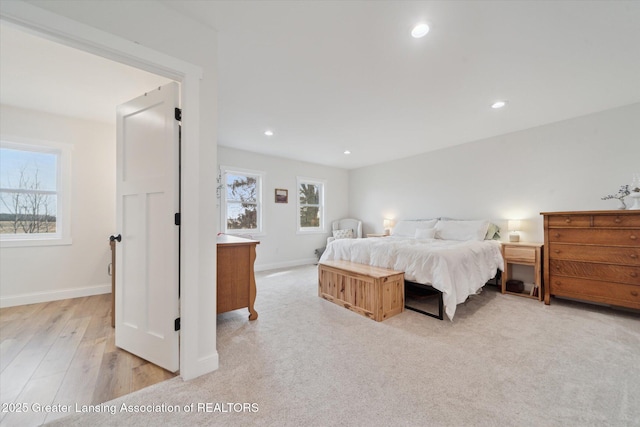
left=320, top=237, right=504, bottom=320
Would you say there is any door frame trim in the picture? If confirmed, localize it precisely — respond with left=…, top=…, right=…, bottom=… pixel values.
left=0, top=1, right=218, bottom=380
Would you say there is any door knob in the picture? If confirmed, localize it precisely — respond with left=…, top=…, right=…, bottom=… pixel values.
left=110, top=234, right=122, bottom=242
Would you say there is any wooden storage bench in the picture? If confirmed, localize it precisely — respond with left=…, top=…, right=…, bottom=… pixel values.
left=318, top=260, right=404, bottom=321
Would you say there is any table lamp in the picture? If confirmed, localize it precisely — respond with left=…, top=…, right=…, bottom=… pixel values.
left=508, top=220, right=521, bottom=242
left=383, top=218, right=393, bottom=236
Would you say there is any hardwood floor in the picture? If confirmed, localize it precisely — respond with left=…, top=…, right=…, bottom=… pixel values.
left=0, top=294, right=176, bottom=426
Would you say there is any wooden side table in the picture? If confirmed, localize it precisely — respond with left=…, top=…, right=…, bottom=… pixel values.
left=501, top=242, right=543, bottom=301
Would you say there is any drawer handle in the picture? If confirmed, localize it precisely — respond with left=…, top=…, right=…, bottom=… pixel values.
left=565, top=218, right=571, bottom=223
left=631, top=254, right=638, bottom=259
left=554, top=233, right=561, bottom=238
left=631, top=272, right=638, bottom=278
left=631, top=235, right=638, bottom=240
left=554, top=249, right=560, bottom=254
left=632, top=291, right=639, bottom=297
left=614, top=217, right=622, bottom=224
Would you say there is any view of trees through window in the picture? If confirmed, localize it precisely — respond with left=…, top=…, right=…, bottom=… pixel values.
left=299, top=183, right=321, bottom=228
left=0, top=147, right=58, bottom=235
left=226, top=173, right=258, bottom=230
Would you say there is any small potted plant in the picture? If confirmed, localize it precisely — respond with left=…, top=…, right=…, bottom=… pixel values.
left=601, top=185, right=630, bottom=209
left=627, top=174, right=640, bottom=210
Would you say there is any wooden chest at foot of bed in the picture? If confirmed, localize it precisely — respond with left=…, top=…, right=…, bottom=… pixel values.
left=318, top=260, right=404, bottom=321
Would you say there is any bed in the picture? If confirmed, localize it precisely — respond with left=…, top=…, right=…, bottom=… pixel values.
left=319, top=219, right=504, bottom=320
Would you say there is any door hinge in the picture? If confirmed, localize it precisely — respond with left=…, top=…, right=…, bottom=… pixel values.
left=174, top=108, right=182, bottom=122
left=174, top=212, right=181, bottom=226
left=174, top=317, right=181, bottom=331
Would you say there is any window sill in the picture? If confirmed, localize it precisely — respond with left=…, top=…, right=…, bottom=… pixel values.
left=223, top=231, right=265, bottom=238
left=296, top=229, right=326, bottom=235
left=1, top=236, right=72, bottom=248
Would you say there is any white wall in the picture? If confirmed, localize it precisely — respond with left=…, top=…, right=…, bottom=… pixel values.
left=218, top=146, right=349, bottom=270
left=0, top=105, right=115, bottom=306
left=349, top=103, right=640, bottom=243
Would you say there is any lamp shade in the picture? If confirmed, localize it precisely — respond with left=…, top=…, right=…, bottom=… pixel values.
left=508, top=220, right=521, bottom=232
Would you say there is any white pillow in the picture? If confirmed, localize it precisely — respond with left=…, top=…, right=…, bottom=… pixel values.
left=485, top=222, right=501, bottom=240
left=435, top=220, right=489, bottom=241
left=391, top=219, right=438, bottom=237
left=440, top=217, right=500, bottom=240
left=333, top=229, right=354, bottom=239
left=415, top=228, right=436, bottom=239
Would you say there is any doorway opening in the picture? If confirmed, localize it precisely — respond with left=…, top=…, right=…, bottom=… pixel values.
left=0, top=21, right=180, bottom=422
left=2, top=0, right=215, bottom=388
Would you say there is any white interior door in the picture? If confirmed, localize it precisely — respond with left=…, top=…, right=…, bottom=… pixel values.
left=115, top=82, right=180, bottom=372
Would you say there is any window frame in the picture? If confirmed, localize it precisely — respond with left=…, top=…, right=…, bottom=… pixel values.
left=0, top=137, right=73, bottom=248
left=220, top=165, right=264, bottom=236
left=296, top=176, right=325, bottom=234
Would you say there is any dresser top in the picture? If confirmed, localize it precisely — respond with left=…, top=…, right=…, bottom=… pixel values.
left=540, top=210, right=639, bottom=216
left=217, top=234, right=260, bottom=246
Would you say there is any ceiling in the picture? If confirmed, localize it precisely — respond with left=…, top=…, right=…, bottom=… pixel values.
left=2, top=1, right=640, bottom=170
left=0, top=22, right=172, bottom=127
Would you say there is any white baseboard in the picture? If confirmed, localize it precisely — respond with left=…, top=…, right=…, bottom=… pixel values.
left=0, top=283, right=111, bottom=308
left=0, top=260, right=317, bottom=307
left=254, top=257, right=318, bottom=272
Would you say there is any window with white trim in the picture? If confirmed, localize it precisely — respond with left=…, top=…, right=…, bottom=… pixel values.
left=0, top=138, right=72, bottom=247
left=297, top=177, right=325, bottom=233
left=221, top=166, right=263, bottom=235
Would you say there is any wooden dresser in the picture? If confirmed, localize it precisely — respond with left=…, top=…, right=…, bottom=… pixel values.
left=541, top=210, right=640, bottom=310
left=217, top=235, right=260, bottom=320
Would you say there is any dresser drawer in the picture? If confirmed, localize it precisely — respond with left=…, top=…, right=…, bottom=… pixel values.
left=593, top=215, right=640, bottom=228
left=547, top=215, right=591, bottom=227
left=547, top=214, right=640, bottom=228
left=548, top=275, right=640, bottom=309
left=548, top=243, right=640, bottom=265
left=503, top=245, right=536, bottom=263
left=550, top=259, right=640, bottom=285
left=548, top=228, right=640, bottom=246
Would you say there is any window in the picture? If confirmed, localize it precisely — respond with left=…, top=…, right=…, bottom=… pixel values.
left=221, top=166, right=263, bottom=235
left=297, top=177, right=325, bottom=233
left=0, top=138, right=72, bottom=247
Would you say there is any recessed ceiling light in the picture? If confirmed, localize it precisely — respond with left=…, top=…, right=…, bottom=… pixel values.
left=411, top=23, right=430, bottom=38
left=264, top=130, right=274, bottom=136
left=491, top=100, right=507, bottom=109
left=344, top=150, right=351, bottom=155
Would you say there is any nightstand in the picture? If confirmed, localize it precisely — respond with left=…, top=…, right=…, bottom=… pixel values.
left=501, top=242, right=543, bottom=301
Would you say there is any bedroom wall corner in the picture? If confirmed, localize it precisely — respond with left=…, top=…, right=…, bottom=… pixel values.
left=218, top=146, right=349, bottom=270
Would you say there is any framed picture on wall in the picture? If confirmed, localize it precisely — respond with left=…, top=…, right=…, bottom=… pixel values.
left=275, top=188, right=288, bottom=203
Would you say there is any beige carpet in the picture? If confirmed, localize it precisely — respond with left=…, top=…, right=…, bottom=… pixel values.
left=42, top=264, right=639, bottom=427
